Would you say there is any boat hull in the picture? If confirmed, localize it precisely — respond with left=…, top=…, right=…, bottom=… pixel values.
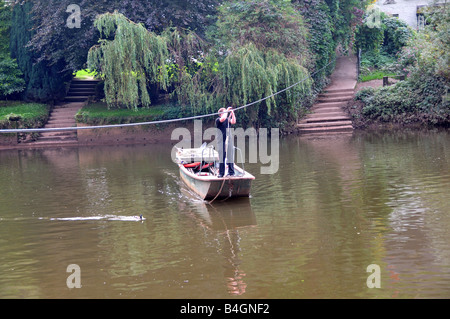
left=179, top=164, right=254, bottom=200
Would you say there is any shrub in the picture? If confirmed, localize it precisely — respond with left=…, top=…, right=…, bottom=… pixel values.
left=0, top=56, right=25, bottom=98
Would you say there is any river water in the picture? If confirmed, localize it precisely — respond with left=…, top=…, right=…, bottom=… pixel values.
left=0, top=129, right=449, bottom=299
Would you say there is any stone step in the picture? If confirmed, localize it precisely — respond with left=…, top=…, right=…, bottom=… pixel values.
left=70, top=81, right=98, bottom=86
left=69, top=85, right=95, bottom=91
left=310, top=106, right=346, bottom=113
left=33, top=138, right=79, bottom=145
left=47, top=116, right=75, bottom=122
left=66, top=91, right=95, bottom=98
left=50, top=108, right=79, bottom=117
left=297, top=120, right=353, bottom=128
left=47, top=118, right=76, bottom=123
left=324, top=88, right=355, bottom=94
left=69, top=85, right=97, bottom=91
left=40, top=131, right=77, bottom=138
left=64, top=96, right=90, bottom=102
left=312, top=101, right=347, bottom=108
left=301, top=115, right=351, bottom=123
left=50, top=111, right=78, bottom=116
left=37, top=135, right=78, bottom=142
left=297, top=125, right=354, bottom=133
left=54, top=102, right=85, bottom=108
left=45, top=123, right=76, bottom=128
left=298, top=130, right=354, bottom=138
left=319, top=91, right=355, bottom=98
left=307, top=111, right=347, bottom=117
left=68, top=87, right=96, bottom=92
left=317, top=95, right=354, bottom=103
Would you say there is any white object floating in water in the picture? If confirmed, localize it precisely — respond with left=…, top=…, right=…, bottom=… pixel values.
left=47, top=214, right=146, bottom=222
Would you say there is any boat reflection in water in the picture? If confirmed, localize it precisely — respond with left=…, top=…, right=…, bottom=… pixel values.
left=179, top=197, right=256, bottom=296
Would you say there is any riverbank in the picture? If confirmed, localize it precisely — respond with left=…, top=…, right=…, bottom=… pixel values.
left=0, top=118, right=220, bottom=151
left=1, top=77, right=447, bottom=151
left=345, top=79, right=450, bottom=130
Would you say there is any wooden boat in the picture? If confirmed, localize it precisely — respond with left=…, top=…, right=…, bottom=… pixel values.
left=175, top=145, right=255, bottom=201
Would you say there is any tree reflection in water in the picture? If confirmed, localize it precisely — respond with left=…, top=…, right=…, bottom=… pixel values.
left=181, top=197, right=256, bottom=296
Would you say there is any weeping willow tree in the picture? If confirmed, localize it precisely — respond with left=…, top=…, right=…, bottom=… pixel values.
left=86, top=6, right=314, bottom=130
left=87, top=11, right=170, bottom=109
left=161, top=27, right=215, bottom=115
left=218, top=43, right=312, bottom=128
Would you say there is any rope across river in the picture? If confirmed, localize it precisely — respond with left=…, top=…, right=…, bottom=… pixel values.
left=0, top=59, right=334, bottom=134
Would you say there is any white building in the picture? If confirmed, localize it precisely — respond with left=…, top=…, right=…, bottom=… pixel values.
left=376, top=0, right=445, bottom=30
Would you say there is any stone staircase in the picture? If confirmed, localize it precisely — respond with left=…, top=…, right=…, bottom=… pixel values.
left=297, top=55, right=357, bottom=134
left=64, top=79, right=100, bottom=103
left=35, top=103, right=82, bottom=144
left=34, top=79, right=100, bottom=145
left=297, top=88, right=354, bottom=133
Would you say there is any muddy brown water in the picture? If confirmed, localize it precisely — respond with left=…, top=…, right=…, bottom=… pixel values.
left=0, top=129, right=449, bottom=298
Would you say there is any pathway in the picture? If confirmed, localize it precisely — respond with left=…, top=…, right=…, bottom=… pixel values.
left=32, top=79, right=100, bottom=146
left=297, top=55, right=357, bottom=134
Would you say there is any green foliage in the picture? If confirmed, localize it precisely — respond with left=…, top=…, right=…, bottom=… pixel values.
left=9, top=2, right=70, bottom=102
left=162, top=27, right=213, bottom=115
left=357, top=74, right=448, bottom=125
left=0, top=57, right=25, bottom=97
left=23, top=0, right=220, bottom=73
left=0, top=0, right=11, bottom=54
left=74, top=69, right=98, bottom=80
left=382, top=15, right=413, bottom=55
left=355, top=19, right=384, bottom=54
left=356, top=11, right=413, bottom=55
left=0, top=0, right=25, bottom=98
left=324, top=0, right=365, bottom=52
left=218, top=44, right=312, bottom=127
left=75, top=102, right=181, bottom=125
left=88, top=11, right=170, bottom=109
left=359, top=49, right=397, bottom=79
left=202, top=0, right=313, bottom=128
left=294, top=0, right=335, bottom=89
left=360, top=70, right=395, bottom=82
left=360, top=49, right=396, bottom=69
left=413, top=4, right=450, bottom=80
left=354, top=5, right=449, bottom=127
left=87, top=3, right=314, bottom=130
left=356, top=11, right=414, bottom=84
left=212, top=0, right=311, bottom=65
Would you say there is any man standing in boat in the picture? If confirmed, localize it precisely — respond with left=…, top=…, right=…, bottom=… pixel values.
left=216, top=107, right=236, bottom=177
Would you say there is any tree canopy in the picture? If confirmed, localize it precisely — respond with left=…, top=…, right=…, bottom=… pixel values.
left=5, top=0, right=375, bottom=129
left=23, top=0, right=220, bottom=72
left=9, top=1, right=69, bottom=101
left=87, top=12, right=170, bottom=109
left=0, top=0, right=25, bottom=98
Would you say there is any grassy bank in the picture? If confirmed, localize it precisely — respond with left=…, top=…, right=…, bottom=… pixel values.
left=360, top=70, right=396, bottom=82
left=75, top=102, right=183, bottom=125
left=0, top=101, right=50, bottom=142
left=0, top=101, right=50, bottom=129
